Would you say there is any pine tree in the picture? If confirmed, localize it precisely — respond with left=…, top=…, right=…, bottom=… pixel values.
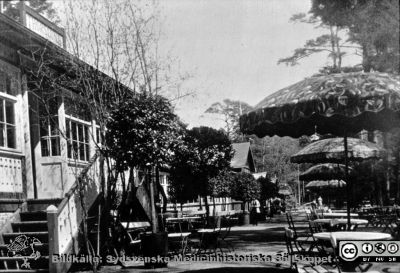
left=2, top=0, right=58, bottom=24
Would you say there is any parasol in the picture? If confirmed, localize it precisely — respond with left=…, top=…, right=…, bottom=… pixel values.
left=291, top=138, right=386, bottom=164
left=299, top=163, right=353, bottom=181
left=240, top=72, right=400, bottom=138
left=305, top=180, right=346, bottom=189
left=240, top=72, right=400, bottom=228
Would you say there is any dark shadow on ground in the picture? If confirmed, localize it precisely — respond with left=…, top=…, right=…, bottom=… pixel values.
left=226, top=226, right=286, bottom=253
left=181, top=267, right=295, bottom=273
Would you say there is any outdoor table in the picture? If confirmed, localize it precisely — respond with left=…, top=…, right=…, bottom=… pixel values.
left=166, top=216, right=201, bottom=221
left=313, top=219, right=367, bottom=225
left=168, top=232, right=191, bottom=255
left=313, top=231, right=392, bottom=272
left=321, top=212, right=359, bottom=219
left=166, top=217, right=202, bottom=232
left=313, top=231, right=392, bottom=241
left=312, top=219, right=368, bottom=231
left=120, top=221, right=151, bottom=229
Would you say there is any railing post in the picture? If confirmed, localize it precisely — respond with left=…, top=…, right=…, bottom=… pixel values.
left=47, top=205, right=60, bottom=273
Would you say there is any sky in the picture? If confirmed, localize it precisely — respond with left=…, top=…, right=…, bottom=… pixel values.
left=156, top=0, right=359, bottom=128
left=51, top=0, right=360, bottom=129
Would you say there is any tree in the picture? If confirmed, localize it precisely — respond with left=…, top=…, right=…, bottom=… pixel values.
left=310, top=0, right=399, bottom=73
left=230, top=172, right=261, bottom=211
left=279, top=0, right=399, bottom=74
left=169, top=126, right=233, bottom=216
left=106, top=93, right=184, bottom=171
left=258, top=176, right=279, bottom=202
left=106, top=92, right=185, bottom=233
left=21, top=0, right=190, bottom=265
left=205, top=99, right=253, bottom=142
left=278, top=12, right=353, bottom=71
left=251, top=136, right=301, bottom=178
left=64, top=0, right=191, bottom=102
left=385, top=128, right=400, bottom=201
left=208, top=170, right=235, bottom=198
left=1, top=0, right=59, bottom=23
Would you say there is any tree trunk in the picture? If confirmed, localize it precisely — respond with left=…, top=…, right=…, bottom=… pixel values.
left=335, top=26, right=342, bottom=71
left=148, top=167, right=158, bottom=233
left=204, top=195, right=210, bottom=218
left=156, top=167, right=168, bottom=213
left=329, top=26, right=337, bottom=69
left=212, top=196, right=216, bottom=216
left=395, top=150, right=400, bottom=201
left=362, top=44, right=373, bottom=72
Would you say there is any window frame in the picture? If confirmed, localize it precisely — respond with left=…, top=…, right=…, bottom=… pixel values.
left=65, top=114, right=91, bottom=163
left=38, top=95, right=61, bottom=158
left=0, top=65, right=19, bottom=153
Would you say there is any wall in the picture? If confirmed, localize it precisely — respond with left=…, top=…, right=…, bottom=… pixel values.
left=0, top=56, right=31, bottom=199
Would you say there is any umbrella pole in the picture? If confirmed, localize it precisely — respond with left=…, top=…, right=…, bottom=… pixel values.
left=344, top=131, right=351, bottom=230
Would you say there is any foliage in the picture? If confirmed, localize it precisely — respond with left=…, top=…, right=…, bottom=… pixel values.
left=209, top=171, right=262, bottom=202
left=278, top=12, right=350, bottom=70
left=230, top=172, right=261, bottom=202
left=386, top=128, right=400, bottom=201
left=251, top=136, right=302, bottom=177
left=2, top=0, right=59, bottom=23
left=205, top=99, right=253, bottom=142
left=187, top=127, right=234, bottom=180
left=106, top=92, right=185, bottom=171
left=64, top=0, right=191, bottom=101
left=168, top=127, right=233, bottom=204
left=208, top=170, right=234, bottom=198
left=258, top=176, right=279, bottom=201
left=310, top=0, right=399, bottom=73
left=280, top=0, right=399, bottom=73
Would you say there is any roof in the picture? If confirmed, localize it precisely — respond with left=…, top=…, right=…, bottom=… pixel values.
left=252, top=172, right=267, bottom=180
left=0, top=13, right=130, bottom=95
left=230, top=142, right=256, bottom=173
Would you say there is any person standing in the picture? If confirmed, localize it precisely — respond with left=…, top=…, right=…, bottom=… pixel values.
left=250, top=198, right=261, bottom=225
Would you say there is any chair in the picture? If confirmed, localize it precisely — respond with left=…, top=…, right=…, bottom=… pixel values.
left=119, top=221, right=151, bottom=256
left=380, top=213, right=399, bottom=233
left=168, top=232, right=191, bottom=256
left=195, top=216, right=221, bottom=255
left=308, top=221, right=333, bottom=253
left=286, top=213, right=314, bottom=250
left=217, top=216, right=234, bottom=253
left=284, top=228, right=331, bottom=271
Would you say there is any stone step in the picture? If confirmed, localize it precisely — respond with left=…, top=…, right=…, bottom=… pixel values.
left=11, top=222, right=48, bottom=233
left=19, top=212, right=46, bottom=222
left=0, top=269, right=49, bottom=273
left=0, top=256, right=48, bottom=271
left=2, top=232, right=49, bottom=244
left=26, top=199, right=62, bottom=212
left=0, top=200, right=24, bottom=213
left=0, top=244, right=49, bottom=256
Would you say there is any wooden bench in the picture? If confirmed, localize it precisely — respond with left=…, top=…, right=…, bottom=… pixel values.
left=120, top=221, right=151, bottom=245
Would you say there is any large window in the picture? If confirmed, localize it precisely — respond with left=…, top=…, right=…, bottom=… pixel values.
left=64, top=95, right=92, bottom=162
left=0, top=70, right=16, bottom=149
left=39, top=96, right=60, bottom=156
left=66, top=118, right=90, bottom=161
